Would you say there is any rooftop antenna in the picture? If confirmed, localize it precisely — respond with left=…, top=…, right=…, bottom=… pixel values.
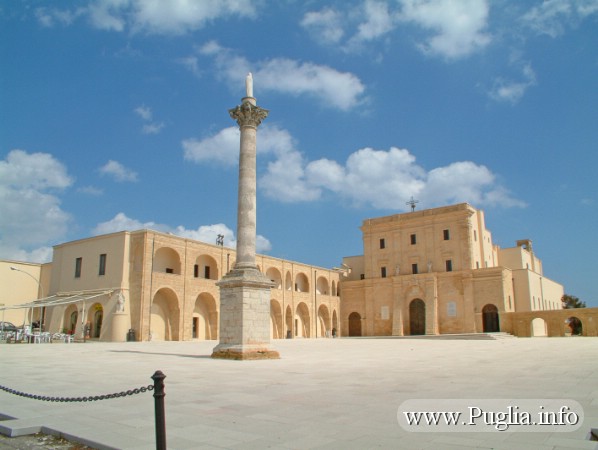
left=406, top=196, right=419, bottom=212
left=216, top=234, right=224, bottom=246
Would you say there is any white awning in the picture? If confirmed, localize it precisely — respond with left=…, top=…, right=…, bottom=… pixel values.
left=0, top=289, right=115, bottom=311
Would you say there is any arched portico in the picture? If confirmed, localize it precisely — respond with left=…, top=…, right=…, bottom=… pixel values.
left=266, top=268, right=282, bottom=290
left=316, top=277, right=329, bottom=295
left=317, top=304, right=331, bottom=337
left=285, top=305, right=293, bottom=338
left=295, top=302, right=310, bottom=337
left=154, top=247, right=181, bottom=274
left=295, top=273, right=309, bottom=293
left=270, top=299, right=283, bottom=339
left=332, top=309, right=339, bottom=336
left=151, top=288, right=180, bottom=341
left=193, top=293, right=218, bottom=340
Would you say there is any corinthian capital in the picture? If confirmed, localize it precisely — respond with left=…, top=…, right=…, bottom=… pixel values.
left=229, top=102, right=269, bottom=128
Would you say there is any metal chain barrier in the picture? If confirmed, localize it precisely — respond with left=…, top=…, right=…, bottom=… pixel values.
left=0, top=370, right=166, bottom=450
left=0, top=383, right=154, bottom=402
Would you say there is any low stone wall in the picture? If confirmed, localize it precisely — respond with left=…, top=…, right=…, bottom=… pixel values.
left=503, top=307, right=598, bottom=337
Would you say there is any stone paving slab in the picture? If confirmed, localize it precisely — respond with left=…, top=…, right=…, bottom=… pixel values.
left=0, top=338, right=597, bottom=449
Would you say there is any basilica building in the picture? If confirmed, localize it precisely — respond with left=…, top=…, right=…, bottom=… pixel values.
left=340, top=203, right=567, bottom=337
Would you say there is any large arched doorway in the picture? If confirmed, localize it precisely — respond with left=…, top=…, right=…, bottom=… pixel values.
left=270, top=299, right=283, bottom=339
left=295, top=302, right=310, bottom=338
left=64, top=305, right=78, bottom=335
left=409, top=299, right=426, bottom=335
left=566, top=317, right=582, bottom=336
left=348, top=312, right=362, bottom=337
left=332, top=309, right=339, bottom=337
left=317, top=304, right=330, bottom=337
left=91, top=303, right=103, bottom=339
left=482, top=304, right=500, bottom=332
left=531, top=317, right=547, bottom=337
left=151, top=288, right=180, bottom=341
left=285, top=305, right=293, bottom=338
left=193, top=293, right=217, bottom=340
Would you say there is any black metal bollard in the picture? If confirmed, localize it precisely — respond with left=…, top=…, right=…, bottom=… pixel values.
left=151, top=370, right=167, bottom=450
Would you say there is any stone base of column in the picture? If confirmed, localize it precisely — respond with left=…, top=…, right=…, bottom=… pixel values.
left=211, top=344, right=280, bottom=360
left=211, top=267, right=280, bottom=360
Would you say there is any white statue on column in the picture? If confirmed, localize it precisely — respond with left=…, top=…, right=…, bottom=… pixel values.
left=116, top=291, right=125, bottom=313
left=245, top=72, right=253, bottom=98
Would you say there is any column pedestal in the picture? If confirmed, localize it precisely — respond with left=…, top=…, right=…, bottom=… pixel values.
left=111, top=312, right=129, bottom=342
left=211, top=267, right=279, bottom=360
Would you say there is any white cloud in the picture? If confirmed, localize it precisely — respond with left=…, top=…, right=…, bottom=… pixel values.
left=77, top=185, right=104, bottom=196
left=183, top=127, right=240, bottom=166
left=93, top=212, right=155, bottom=235
left=301, top=0, right=491, bottom=60
left=197, top=42, right=366, bottom=111
left=87, top=0, right=126, bottom=31
left=142, top=122, right=165, bottom=135
left=522, top=0, right=598, bottom=37
left=184, top=126, right=524, bottom=209
left=300, top=8, right=345, bottom=45
left=260, top=151, right=322, bottom=203
left=399, top=0, right=491, bottom=60
left=92, top=213, right=271, bottom=253
left=0, top=150, right=73, bottom=263
left=35, top=7, right=81, bottom=27
left=134, top=105, right=152, bottom=121
left=134, top=105, right=165, bottom=134
left=183, top=125, right=297, bottom=166
left=43, top=0, right=259, bottom=34
left=304, top=146, right=525, bottom=209
left=177, top=56, right=201, bottom=77
left=489, top=62, right=537, bottom=104
left=348, top=0, right=396, bottom=47
left=129, top=0, right=258, bottom=34
left=99, top=160, right=139, bottom=182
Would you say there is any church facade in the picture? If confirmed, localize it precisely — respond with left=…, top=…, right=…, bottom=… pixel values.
left=339, top=203, right=568, bottom=337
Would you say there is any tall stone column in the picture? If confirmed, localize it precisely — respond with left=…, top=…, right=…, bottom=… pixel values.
left=212, top=73, right=280, bottom=360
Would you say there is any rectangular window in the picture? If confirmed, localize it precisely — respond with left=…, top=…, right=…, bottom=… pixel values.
left=166, top=268, right=174, bottom=274
left=447, top=302, right=457, bottom=317
left=412, top=263, right=418, bottom=274
left=474, top=230, right=477, bottom=241
left=99, top=254, right=107, bottom=276
left=381, top=267, right=387, bottom=278
left=204, top=266, right=210, bottom=279
left=446, top=260, right=453, bottom=272
left=410, top=234, right=417, bottom=245
left=360, top=274, right=365, bottom=280
left=443, top=229, right=450, bottom=240
left=75, top=257, right=82, bottom=278
left=379, top=238, right=385, bottom=249
left=194, top=264, right=199, bottom=278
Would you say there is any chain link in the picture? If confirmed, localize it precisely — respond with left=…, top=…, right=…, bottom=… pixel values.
left=0, top=383, right=154, bottom=403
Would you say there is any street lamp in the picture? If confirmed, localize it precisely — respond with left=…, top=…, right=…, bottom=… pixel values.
left=10, top=266, right=45, bottom=333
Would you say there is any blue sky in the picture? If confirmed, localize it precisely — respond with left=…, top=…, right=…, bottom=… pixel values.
left=1, top=0, right=597, bottom=306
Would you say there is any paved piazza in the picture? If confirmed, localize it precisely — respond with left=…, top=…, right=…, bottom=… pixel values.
left=0, top=337, right=597, bottom=450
